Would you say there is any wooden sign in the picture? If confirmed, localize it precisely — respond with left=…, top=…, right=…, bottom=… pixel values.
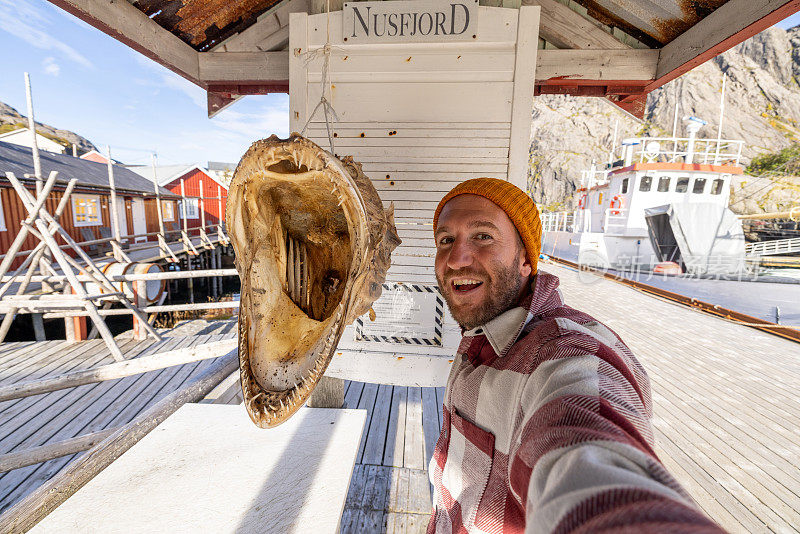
left=342, top=0, right=479, bottom=43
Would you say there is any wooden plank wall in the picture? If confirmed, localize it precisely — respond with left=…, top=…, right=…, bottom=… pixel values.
left=291, top=7, right=538, bottom=358
left=295, top=7, right=533, bottom=286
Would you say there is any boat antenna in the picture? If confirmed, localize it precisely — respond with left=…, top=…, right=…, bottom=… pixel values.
left=714, top=73, right=727, bottom=164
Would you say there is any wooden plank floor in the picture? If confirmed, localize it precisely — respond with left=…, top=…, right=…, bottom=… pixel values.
left=0, top=319, right=238, bottom=514
left=339, top=381, right=442, bottom=534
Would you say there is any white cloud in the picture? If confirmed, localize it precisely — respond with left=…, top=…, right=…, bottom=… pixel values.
left=42, top=56, right=60, bottom=76
left=211, top=102, right=289, bottom=139
left=0, top=0, right=93, bottom=68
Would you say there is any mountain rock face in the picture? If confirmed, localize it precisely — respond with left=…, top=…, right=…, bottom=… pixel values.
left=0, top=102, right=96, bottom=154
left=529, top=25, right=800, bottom=209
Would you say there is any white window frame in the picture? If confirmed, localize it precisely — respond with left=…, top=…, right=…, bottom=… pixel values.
left=0, top=197, right=7, bottom=232
left=72, top=194, right=102, bottom=227
left=179, top=198, right=199, bottom=220
left=161, top=200, right=176, bottom=222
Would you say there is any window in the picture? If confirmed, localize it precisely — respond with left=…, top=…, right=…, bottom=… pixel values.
left=639, top=176, right=653, bottom=192
left=72, top=194, right=101, bottom=226
left=693, top=178, right=707, bottom=194
left=179, top=198, right=199, bottom=219
left=657, top=177, right=670, bottom=192
left=621, top=178, right=629, bottom=194
left=0, top=197, right=6, bottom=232
left=676, top=177, right=690, bottom=193
left=711, top=179, right=725, bottom=195
left=161, top=200, right=175, bottom=222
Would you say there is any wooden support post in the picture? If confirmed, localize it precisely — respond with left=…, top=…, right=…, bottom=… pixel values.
left=72, top=315, right=88, bottom=341
left=180, top=178, right=189, bottom=235
left=187, top=256, right=195, bottom=304
left=24, top=72, right=42, bottom=193
left=151, top=154, right=166, bottom=236
left=31, top=313, right=45, bottom=341
left=63, top=286, right=75, bottom=342
left=0, top=352, right=238, bottom=534
left=132, top=280, right=147, bottom=341
left=307, top=376, right=344, bottom=408
left=106, top=145, right=123, bottom=259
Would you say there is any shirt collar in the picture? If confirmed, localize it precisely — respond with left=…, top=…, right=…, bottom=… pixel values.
left=461, top=270, right=565, bottom=358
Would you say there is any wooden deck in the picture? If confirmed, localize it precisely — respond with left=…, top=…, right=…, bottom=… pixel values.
left=1, top=261, right=799, bottom=532
left=0, top=319, right=238, bottom=514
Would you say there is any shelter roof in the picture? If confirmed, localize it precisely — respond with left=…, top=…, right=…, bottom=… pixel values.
left=0, top=141, right=178, bottom=197
left=46, top=0, right=799, bottom=117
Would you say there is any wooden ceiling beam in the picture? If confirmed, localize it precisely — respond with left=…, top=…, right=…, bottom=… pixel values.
left=654, top=0, right=800, bottom=84
left=536, top=49, right=658, bottom=80
left=522, top=0, right=628, bottom=49
left=198, top=52, right=290, bottom=83
left=46, top=0, right=200, bottom=83
left=195, top=48, right=655, bottom=86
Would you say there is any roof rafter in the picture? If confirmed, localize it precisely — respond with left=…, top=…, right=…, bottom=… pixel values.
left=522, top=0, right=629, bottom=49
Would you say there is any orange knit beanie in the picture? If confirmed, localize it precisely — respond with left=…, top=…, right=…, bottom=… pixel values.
left=433, top=178, right=542, bottom=274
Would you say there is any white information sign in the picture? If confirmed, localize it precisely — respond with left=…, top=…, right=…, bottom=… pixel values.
left=342, top=0, right=479, bottom=43
left=355, top=283, right=443, bottom=345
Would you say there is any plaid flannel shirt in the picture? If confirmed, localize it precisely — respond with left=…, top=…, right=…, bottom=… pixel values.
left=428, top=270, right=723, bottom=533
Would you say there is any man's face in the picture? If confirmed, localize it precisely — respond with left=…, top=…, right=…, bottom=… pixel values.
left=434, top=194, right=532, bottom=330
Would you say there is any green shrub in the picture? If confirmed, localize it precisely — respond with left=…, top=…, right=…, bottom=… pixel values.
left=747, top=144, right=800, bottom=175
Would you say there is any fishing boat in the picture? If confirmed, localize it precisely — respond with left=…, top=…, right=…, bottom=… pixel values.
left=540, top=117, right=800, bottom=326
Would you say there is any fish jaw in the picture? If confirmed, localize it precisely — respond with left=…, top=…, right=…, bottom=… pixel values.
left=228, top=134, right=399, bottom=428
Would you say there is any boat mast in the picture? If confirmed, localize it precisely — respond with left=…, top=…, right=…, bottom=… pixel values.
left=714, top=74, right=727, bottom=164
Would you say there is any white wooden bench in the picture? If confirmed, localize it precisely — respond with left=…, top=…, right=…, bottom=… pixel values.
left=30, top=404, right=366, bottom=533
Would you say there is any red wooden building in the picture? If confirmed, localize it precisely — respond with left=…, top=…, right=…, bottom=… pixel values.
left=132, top=165, right=229, bottom=229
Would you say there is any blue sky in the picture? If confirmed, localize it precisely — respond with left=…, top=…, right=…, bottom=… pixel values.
left=0, top=1, right=798, bottom=166
left=0, top=0, right=289, bottom=166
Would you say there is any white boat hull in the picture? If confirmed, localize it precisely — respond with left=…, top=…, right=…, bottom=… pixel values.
left=542, top=230, right=659, bottom=270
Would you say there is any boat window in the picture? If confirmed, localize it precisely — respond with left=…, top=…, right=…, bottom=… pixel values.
left=711, top=178, right=724, bottom=195
left=657, top=177, right=670, bottom=192
left=621, top=178, right=629, bottom=194
left=639, top=176, right=653, bottom=192
left=676, top=177, right=690, bottom=193
left=693, top=178, right=707, bottom=194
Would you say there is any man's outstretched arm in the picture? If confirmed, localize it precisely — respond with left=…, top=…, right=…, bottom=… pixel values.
left=510, top=326, right=724, bottom=533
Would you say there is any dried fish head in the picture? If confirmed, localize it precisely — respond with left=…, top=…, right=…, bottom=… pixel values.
left=227, top=135, right=400, bottom=428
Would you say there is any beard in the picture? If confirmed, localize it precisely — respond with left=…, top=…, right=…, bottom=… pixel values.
left=437, top=259, right=525, bottom=331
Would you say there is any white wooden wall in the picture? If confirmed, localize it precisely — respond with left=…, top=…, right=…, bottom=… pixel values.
left=289, top=6, right=540, bottom=384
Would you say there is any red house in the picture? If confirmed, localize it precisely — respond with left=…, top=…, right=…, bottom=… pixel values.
left=132, top=164, right=229, bottom=230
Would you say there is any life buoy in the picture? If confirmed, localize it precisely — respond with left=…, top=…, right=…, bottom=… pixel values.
left=610, top=195, right=625, bottom=216
left=577, top=194, right=587, bottom=210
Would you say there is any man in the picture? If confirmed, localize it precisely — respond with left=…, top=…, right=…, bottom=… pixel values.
left=428, top=178, right=722, bottom=533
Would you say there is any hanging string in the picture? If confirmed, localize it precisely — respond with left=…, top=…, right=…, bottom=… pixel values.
left=299, top=0, right=340, bottom=154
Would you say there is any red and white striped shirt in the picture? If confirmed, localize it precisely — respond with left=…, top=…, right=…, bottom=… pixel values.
left=428, top=270, right=723, bottom=533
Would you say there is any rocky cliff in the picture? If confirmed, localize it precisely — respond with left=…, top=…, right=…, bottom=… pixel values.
left=0, top=102, right=96, bottom=154
left=529, top=25, right=800, bottom=210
